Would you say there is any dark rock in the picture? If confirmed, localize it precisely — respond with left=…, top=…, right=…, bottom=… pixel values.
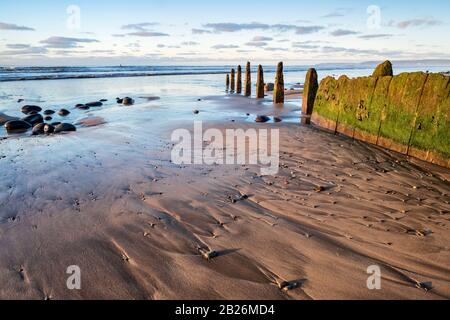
left=264, top=82, right=274, bottom=92
left=255, top=115, right=270, bottom=123
left=0, top=112, right=19, bottom=125
left=44, top=116, right=53, bottom=121
left=21, top=105, right=42, bottom=114
left=17, top=99, right=24, bottom=103
left=32, top=123, right=46, bottom=135
left=22, top=113, right=43, bottom=126
left=116, top=98, right=123, bottom=104
left=274, top=117, right=282, bottom=123
left=58, top=109, right=70, bottom=116
left=54, top=123, right=76, bottom=133
left=43, top=110, right=55, bottom=115
left=5, top=120, right=32, bottom=133
left=100, top=99, right=108, bottom=102
left=122, top=97, right=134, bottom=106
left=193, top=110, right=199, bottom=114
left=51, top=122, right=61, bottom=126
left=44, top=124, right=55, bottom=134
left=76, top=104, right=90, bottom=110
left=85, top=101, right=103, bottom=107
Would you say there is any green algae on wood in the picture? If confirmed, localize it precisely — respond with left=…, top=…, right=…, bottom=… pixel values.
left=379, top=72, right=428, bottom=147
left=273, top=62, right=284, bottom=103
left=410, top=73, right=450, bottom=158
left=302, top=68, right=318, bottom=117
left=372, top=60, right=393, bottom=77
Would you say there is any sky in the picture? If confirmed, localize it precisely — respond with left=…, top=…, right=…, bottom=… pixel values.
left=0, top=0, right=449, bottom=66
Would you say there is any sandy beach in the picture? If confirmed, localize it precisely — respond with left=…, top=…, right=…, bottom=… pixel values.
left=1, top=89, right=449, bottom=300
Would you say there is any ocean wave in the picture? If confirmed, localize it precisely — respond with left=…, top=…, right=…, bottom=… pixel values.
left=0, top=65, right=370, bottom=82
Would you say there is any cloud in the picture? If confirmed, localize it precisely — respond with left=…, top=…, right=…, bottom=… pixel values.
left=359, top=34, right=394, bottom=40
left=330, top=29, right=359, bottom=36
left=264, top=47, right=289, bottom=52
left=181, top=41, right=199, bottom=46
left=292, top=42, right=320, bottom=49
left=192, top=28, right=212, bottom=34
left=395, top=18, right=443, bottom=29
left=204, top=22, right=269, bottom=32
left=322, top=8, right=353, bottom=18
left=245, top=41, right=268, bottom=47
left=211, top=44, right=239, bottom=49
left=321, top=46, right=403, bottom=57
left=252, top=36, right=272, bottom=41
left=6, top=43, right=31, bottom=49
left=0, top=46, right=47, bottom=56
left=122, top=22, right=159, bottom=31
left=0, top=22, right=35, bottom=31
left=40, top=37, right=99, bottom=48
left=295, top=26, right=325, bottom=34
left=127, top=31, right=169, bottom=37
left=202, top=22, right=324, bottom=34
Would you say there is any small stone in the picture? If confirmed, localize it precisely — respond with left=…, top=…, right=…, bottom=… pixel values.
left=122, top=97, right=134, bottom=106
left=44, top=116, right=52, bottom=121
left=44, top=124, right=55, bottom=134
left=58, top=109, right=70, bottom=116
left=85, top=101, right=103, bottom=107
left=43, top=110, right=55, bottom=115
left=54, top=123, right=76, bottom=133
left=76, top=104, right=89, bottom=110
left=193, top=110, right=199, bottom=114
left=32, top=123, right=46, bottom=135
left=21, top=105, right=42, bottom=114
left=255, top=115, right=270, bottom=123
left=5, top=120, right=32, bottom=134
left=22, top=114, right=43, bottom=126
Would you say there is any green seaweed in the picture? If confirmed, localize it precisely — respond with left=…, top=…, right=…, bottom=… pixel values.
left=379, top=72, right=428, bottom=145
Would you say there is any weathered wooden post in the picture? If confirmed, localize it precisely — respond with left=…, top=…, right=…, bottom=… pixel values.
left=226, top=74, right=230, bottom=92
left=237, top=65, right=242, bottom=94
left=256, top=65, right=265, bottom=98
left=245, top=61, right=251, bottom=97
left=230, top=69, right=235, bottom=93
left=372, top=60, right=393, bottom=77
left=302, top=68, right=319, bottom=124
left=273, top=62, right=284, bottom=103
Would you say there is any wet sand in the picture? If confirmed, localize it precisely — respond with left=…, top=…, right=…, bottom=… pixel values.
left=0, top=94, right=449, bottom=300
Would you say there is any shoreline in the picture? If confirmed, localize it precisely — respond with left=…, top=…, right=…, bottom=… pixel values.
left=0, top=94, right=449, bottom=299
